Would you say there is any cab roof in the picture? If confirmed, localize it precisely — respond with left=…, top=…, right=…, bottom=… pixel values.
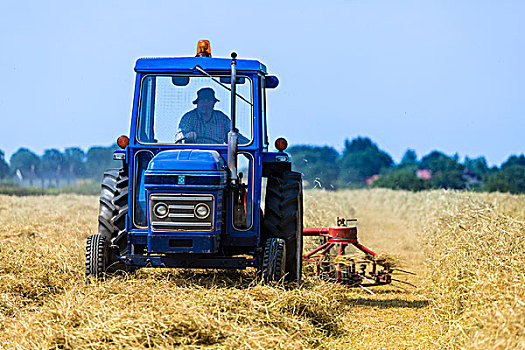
left=135, top=57, right=267, bottom=74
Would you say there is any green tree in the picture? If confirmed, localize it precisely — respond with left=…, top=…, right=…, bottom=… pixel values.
left=371, top=170, right=430, bottom=191
left=41, top=149, right=67, bottom=173
left=400, top=149, right=418, bottom=165
left=288, top=145, right=339, bottom=190
left=464, top=156, right=489, bottom=178
left=338, top=137, right=393, bottom=186
left=501, top=154, right=525, bottom=169
left=10, top=148, right=40, bottom=173
left=485, top=165, right=525, bottom=194
left=420, top=151, right=465, bottom=189
left=397, top=149, right=419, bottom=172
left=0, top=150, right=9, bottom=178
left=86, top=144, right=119, bottom=179
left=344, top=137, right=376, bottom=153
left=64, top=147, right=87, bottom=177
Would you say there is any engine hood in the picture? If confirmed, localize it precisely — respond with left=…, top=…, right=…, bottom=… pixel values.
left=147, top=150, right=226, bottom=172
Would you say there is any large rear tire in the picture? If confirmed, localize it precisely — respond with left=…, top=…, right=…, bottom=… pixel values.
left=262, top=238, right=286, bottom=283
left=98, top=168, right=128, bottom=252
left=264, top=171, right=303, bottom=282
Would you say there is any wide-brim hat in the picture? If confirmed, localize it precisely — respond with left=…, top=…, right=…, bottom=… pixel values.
left=193, top=87, right=220, bottom=104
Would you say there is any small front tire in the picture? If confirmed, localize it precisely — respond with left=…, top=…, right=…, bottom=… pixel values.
left=262, top=238, right=286, bottom=283
left=85, top=234, right=109, bottom=279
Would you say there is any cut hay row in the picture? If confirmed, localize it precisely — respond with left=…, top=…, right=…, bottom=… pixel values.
left=421, top=193, right=525, bottom=349
left=0, top=190, right=523, bottom=349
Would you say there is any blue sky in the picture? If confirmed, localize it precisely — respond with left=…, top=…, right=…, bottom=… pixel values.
left=0, top=0, right=523, bottom=165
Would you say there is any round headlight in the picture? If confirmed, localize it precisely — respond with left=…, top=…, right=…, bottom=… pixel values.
left=194, top=203, right=210, bottom=219
left=154, top=202, right=168, bottom=218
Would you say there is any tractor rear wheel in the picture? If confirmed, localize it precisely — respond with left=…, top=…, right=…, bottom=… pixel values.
left=262, top=238, right=286, bottom=282
left=264, top=171, right=303, bottom=282
left=85, top=234, right=109, bottom=279
left=98, top=168, right=128, bottom=252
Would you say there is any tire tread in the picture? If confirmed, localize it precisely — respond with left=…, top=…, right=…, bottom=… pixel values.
left=263, top=171, right=303, bottom=282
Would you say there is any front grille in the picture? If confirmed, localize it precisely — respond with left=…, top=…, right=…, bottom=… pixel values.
left=149, top=193, right=215, bottom=231
left=145, top=174, right=222, bottom=186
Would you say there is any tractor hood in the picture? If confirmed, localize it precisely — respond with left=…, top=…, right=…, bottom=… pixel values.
left=147, top=149, right=226, bottom=172
left=144, top=149, right=228, bottom=190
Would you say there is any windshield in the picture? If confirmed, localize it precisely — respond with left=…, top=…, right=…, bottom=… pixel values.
left=137, top=74, right=253, bottom=145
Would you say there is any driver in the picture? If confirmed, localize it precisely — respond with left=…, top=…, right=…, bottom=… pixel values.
left=177, top=87, right=248, bottom=144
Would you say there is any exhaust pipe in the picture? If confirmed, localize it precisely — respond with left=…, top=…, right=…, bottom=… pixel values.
left=228, top=52, right=239, bottom=184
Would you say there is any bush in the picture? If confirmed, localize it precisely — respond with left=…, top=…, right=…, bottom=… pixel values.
left=485, top=165, right=525, bottom=194
left=52, top=182, right=100, bottom=195
left=288, top=145, right=339, bottom=190
left=0, top=186, right=48, bottom=196
left=371, top=170, right=431, bottom=191
left=0, top=181, right=99, bottom=196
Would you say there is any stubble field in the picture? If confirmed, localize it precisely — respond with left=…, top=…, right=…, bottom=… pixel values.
left=0, top=189, right=523, bottom=349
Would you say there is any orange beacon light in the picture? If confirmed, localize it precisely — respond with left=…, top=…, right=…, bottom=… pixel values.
left=196, top=40, right=211, bottom=57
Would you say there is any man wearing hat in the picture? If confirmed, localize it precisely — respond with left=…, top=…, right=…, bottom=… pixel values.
left=177, top=87, right=248, bottom=144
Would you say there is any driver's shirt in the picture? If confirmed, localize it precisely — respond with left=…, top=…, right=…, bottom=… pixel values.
left=178, top=108, right=231, bottom=143
left=178, top=108, right=249, bottom=144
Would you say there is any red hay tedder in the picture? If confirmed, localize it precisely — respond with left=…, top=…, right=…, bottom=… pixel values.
left=302, top=218, right=414, bottom=293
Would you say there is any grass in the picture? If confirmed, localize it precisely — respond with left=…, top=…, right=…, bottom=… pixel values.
left=0, top=180, right=100, bottom=196
left=0, top=190, right=523, bottom=349
left=0, top=185, right=49, bottom=196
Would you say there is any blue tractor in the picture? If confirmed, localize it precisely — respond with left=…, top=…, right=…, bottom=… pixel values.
left=85, top=41, right=303, bottom=282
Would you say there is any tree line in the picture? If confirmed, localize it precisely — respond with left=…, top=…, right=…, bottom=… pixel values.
left=0, top=145, right=119, bottom=181
left=0, top=137, right=523, bottom=194
left=288, top=137, right=525, bottom=194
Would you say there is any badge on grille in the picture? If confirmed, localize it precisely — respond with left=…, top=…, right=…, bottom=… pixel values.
left=178, top=175, right=186, bottom=185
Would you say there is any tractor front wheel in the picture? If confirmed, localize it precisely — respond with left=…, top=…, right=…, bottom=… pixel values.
left=262, top=238, right=286, bottom=283
left=85, top=234, right=109, bottom=279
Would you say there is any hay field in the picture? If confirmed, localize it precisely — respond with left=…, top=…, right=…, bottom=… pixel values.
left=0, top=190, right=523, bottom=349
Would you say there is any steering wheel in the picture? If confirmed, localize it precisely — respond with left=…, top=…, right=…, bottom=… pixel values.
left=175, top=135, right=223, bottom=144
left=196, top=136, right=223, bottom=144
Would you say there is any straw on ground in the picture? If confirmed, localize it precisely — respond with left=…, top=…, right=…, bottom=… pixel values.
left=0, top=189, right=523, bottom=349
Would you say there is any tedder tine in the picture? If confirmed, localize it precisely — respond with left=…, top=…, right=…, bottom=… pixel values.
left=359, top=274, right=378, bottom=284
left=390, top=284, right=410, bottom=293
left=391, top=278, right=417, bottom=288
left=359, top=285, right=376, bottom=295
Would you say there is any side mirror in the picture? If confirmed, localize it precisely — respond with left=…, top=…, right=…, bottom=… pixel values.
left=265, top=75, right=279, bottom=89
left=219, top=76, right=246, bottom=84
left=172, top=76, right=190, bottom=86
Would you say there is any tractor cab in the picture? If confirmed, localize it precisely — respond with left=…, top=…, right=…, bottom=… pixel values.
left=86, top=41, right=303, bottom=282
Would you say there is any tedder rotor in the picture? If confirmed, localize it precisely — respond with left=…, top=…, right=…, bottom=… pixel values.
left=302, top=218, right=414, bottom=292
